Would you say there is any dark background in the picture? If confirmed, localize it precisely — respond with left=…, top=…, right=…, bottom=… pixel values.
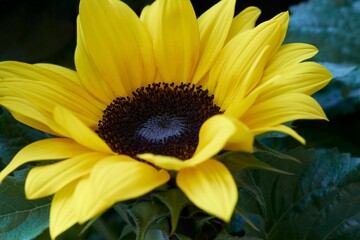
left=0, top=0, right=306, bottom=67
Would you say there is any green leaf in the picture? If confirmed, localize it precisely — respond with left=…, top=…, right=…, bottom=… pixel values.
left=243, top=147, right=360, bottom=240
left=0, top=169, right=51, bottom=239
left=114, top=203, right=134, bottom=226
left=254, top=140, right=300, bottom=163
left=216, top=151, right=291, bottom=175
left=0, top=108, right=49, bottom=166
left=154, top=188, right=190, bottom=234
left=230, top=170, right=267, bottom=238
left=128, top=201, right=169, bottom=240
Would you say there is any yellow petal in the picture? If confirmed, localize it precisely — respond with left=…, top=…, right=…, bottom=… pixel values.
left=258, top=62, right=332, bottom=101
left=194, top=115, right=250, bottom=157
left=0, top=138, right=90, bottom=183
left=0, top=61, right=104, bottom=111
left=138, top=115, right=250, bottom=170
left=93, top=156, right=170, bottom=204
left=252, top=125, right=306, bottom=144
left=226, top=6, right=261, bottom=42
left=49, top=183, right=78, bottom=240
left=136, top=153, right=185, bottom=171
left=192, top=0, right=235, bottom=84
left=0, top=97, right=55, bottom=135
left=69, top=176, right=95, bottom=224
left=0, top=61, right=79, bottom=88
left=223, top=118, right=254, bottom=153
left=263, top=43, right=319, bottom=77
left=141, top=0, right=200, bottom=84
left=177, top=159, right=237, bottom=222
left=25, top=152, right=108, bottom=199
left=223, top=79, right=266, bottom=119
left=52, top=106, right=113, bottom=154
left=242, top=93, right=328, bottom=129
left=75, top=23, right=113, bottom=104
left=76, top=0, right=155, bottom=101
left=1, top=79, right=101, bottom=128
left=74, top=156, right=170, bottom=223
left=35, top=63, right=83, bottom=86
left=0, top=61, right=104, bottom=128
left=215, top=45, right=269, bottom=111
left=209, top=12, right=289, bottom=109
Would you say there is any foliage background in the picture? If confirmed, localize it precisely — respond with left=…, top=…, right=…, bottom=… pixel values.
left=0, top=0, right=359, bottom=239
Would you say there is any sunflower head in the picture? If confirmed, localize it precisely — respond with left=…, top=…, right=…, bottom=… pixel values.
left=0, top=0, right=331, bottom=238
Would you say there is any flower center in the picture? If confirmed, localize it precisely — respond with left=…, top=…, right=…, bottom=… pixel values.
left=136, top=115, right=187, bottom=143
left=96, top=82, right=222, bottom=160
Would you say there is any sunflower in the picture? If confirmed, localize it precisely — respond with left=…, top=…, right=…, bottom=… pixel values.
left=0, top=0, right=331, bottom=238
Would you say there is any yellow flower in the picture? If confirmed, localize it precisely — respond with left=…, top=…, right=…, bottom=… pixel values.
left=0, top=0, right=331, bottom=238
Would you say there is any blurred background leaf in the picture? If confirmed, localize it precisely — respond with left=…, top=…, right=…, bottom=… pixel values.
left=315, top=62, right=360, bottom=115
left=286, top=0, right=360, bottom=64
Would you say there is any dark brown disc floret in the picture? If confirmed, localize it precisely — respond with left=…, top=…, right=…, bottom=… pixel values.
left=96, top=82, right=222, bottom=160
